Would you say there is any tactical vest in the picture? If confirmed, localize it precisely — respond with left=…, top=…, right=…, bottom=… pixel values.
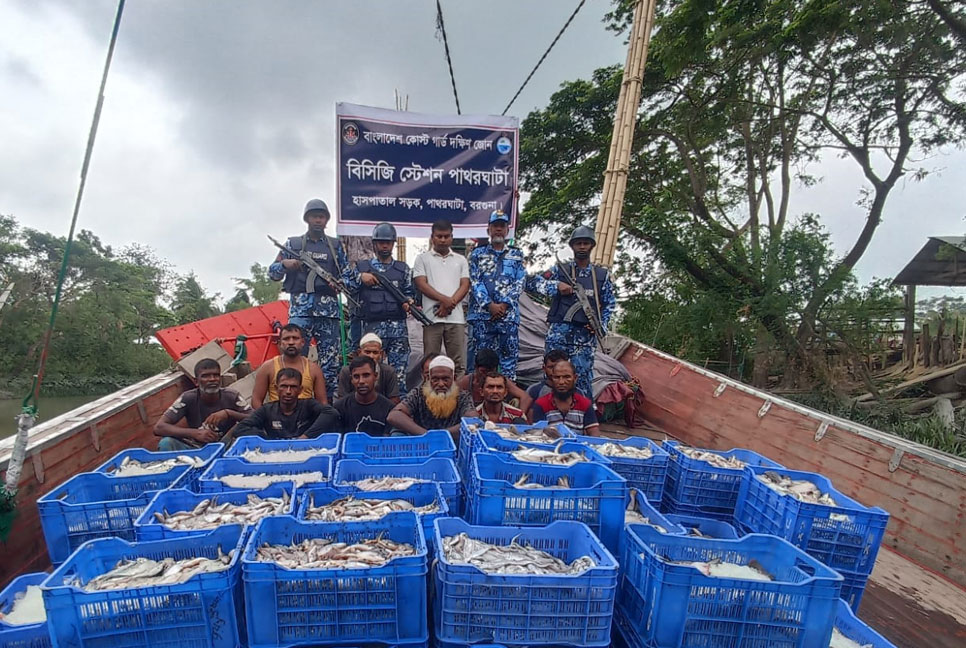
left=357, top=259, right=408, bottom=321
left=281, top=235, right=339, bottom=296
left=547, top=264, right=608, bottom=325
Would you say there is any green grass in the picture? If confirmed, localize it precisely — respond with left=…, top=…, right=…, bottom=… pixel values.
left=791, top=391, right=966, bottom=458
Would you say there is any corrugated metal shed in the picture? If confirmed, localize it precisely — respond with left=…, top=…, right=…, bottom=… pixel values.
left=893, top=237, right=966, bottom=286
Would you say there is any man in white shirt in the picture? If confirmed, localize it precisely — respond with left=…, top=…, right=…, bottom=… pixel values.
left=413, top=219, right=471, bottom=377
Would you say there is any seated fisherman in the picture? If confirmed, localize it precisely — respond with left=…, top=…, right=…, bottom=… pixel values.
left=387, top=355, right=475, bottom=436
left=230, top=368, right=340, bottom=440
left=526, top=349, right=569, bottom=403
left=458, top=348, right=532, bottom=412
left=529, top=360, right=600, bottom=436
left=475, top=372, right=527, bottom=424
left=154, top=358, right=251, bottom=450
left=334, top=356, right=396, bottom=436
left=251, top=323, right=328, bottom=408
left=336, top=333, right=401, bottom=402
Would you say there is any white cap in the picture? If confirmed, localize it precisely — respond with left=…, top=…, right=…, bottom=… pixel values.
left=359, top=333, right=383, bottom=348
left=428, top=355, right=456, bottom=372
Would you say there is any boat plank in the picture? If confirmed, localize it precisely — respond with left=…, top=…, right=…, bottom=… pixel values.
left=862, top=546, right=966, bottom=648
left=620, top=342, right=966, bottom=589
left=0, top=381, right=181, bottom=587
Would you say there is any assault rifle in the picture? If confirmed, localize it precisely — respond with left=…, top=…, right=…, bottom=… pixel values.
left=267, top=235, right=360, bottom=309
left=555, top=254, right=606, bottom=347
left=371, top=272, right=434, bottom=327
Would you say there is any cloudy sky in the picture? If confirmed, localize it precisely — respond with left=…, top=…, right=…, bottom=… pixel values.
left=2, top=0, right=964, bottom=303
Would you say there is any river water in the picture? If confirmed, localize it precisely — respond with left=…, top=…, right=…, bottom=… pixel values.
left=0, top=395, right=107, bottom=439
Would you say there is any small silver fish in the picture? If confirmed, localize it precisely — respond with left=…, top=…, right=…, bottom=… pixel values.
left=256, top=536, right=415, bottom=569
left=109, top=454, right=205, bottom=477
left=304, top=495, right=439, bottom=522
left=217, top=472, right=327, bottom=489
left=346, top=477, right=428, bottom=491
left=241, top=447, right=335, bottom=463
left=72, top=550, right=233, bottom=591
left=442, top=532, right=594, bottom=575
left=154, top=492, right=290, bottom=530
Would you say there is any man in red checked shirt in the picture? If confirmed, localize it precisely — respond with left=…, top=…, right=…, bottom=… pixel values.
left=530, top=360, right=600, bottom=436
left=475, top=372, right=527, bottom=424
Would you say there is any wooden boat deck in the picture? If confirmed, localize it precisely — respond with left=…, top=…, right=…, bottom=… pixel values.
left=605, top=416, right=966, bottom=648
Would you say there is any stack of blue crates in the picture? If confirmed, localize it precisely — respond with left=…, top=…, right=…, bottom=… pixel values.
left=735, top=464, right=890, bottom=610
left=242, top=512, right=428, bottom=648
left=574, top=434, right=669, bottom=503
left=43, top=525, right=246, bottom=648
left=433, top=518, right=618, bottom=647
left=620, top=525, right=843, bottom=648
left=22, top=413, right=901, bottom=648
left=662, top=440, right=783, bottom=519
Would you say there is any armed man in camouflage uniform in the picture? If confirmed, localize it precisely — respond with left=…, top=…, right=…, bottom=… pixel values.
left=526, top=225, right=617, bottom=398
left=347, top=222, right=415, bottom=388
left=269, top=198, right=356, bottom=399
left=467, top=210, right=526, bottom=379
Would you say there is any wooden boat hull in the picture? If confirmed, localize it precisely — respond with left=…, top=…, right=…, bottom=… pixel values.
left=617, top=338, right=966, bottom=648
left=0, top=371, right=185, bottom=586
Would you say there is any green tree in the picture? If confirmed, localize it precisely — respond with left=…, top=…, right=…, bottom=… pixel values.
left=224, top=289, right=252, bottom=312
left=170, top=273, right=220, bottom=325
left=520, top=0, right=966, bottom=385
left=0, top=216, right=174, bottom=394
left=233, top=262, right=280, bottom=305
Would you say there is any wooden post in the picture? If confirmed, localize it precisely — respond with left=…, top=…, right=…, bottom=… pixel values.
left=903, top=284, right=916, bottom=366
left=922, top=322, right=932, bottom=368
left=592, top=0, right=658, bottom=267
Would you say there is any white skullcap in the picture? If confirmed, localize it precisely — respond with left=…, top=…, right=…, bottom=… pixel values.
left=359, top=333, right=383, bottom=347
left=428, top=355, right=456, bottom=372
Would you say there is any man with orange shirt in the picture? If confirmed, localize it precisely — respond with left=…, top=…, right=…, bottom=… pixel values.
left=251, top=324, right=327, bottom=408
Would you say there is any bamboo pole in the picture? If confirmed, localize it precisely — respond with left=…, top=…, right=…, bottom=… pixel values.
left=593, top=0, right=658, bottom=267
left=396, top=237, right=407, bottom=263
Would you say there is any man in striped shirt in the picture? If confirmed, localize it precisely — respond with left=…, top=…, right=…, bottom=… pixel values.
left=530, top=360, right=600, bottom=436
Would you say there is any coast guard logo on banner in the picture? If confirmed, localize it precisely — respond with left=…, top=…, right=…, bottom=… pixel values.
left=342, top=122, right=360, bottom=145
left=496, top=136, right=512, bottom=155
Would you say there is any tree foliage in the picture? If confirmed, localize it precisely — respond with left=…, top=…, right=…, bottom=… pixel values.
left=519, top=0, right=966, bottom=385
left=0, top=215, right=176, bottom=394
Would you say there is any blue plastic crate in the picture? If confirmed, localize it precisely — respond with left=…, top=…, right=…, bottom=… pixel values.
left=457, top=418, right=573, bottom=486
left=433, top=517, right=618, bottom=647
left=466, top=453, right=626, bottom=555
left=477, top=434, right=613, bottom=466
left=662, top=441, right=783, bottom=520
left=197, top=456, right=332, bottom=493
left=242, top=512, right=428, bottom=647
left=94, top=443, right=224, bottom=491
left=135, top=483, right=297, bottom=542
left=341, top=430, right=456, bottom=463
left=666, top=514, right=741, bottom=539
left=574, top=435, right=669, bottom=503
left=621, top=526, right=842, bottom=648
left=43, top=525, right=245, bottom=648
left=223, top=434, right=340, bottom=461
left=736, top=465, right=890, bottom=576
left=37, top=471, right=185, bottom=565
left=838, top=567, right=870, bottom=613
left=0, top=573, right=52, bottom=648
left=612, top=606, right=645, bottom=648
left=834, top=598, right=895, bottom=647
left=333, top=458, right=461, bottom=513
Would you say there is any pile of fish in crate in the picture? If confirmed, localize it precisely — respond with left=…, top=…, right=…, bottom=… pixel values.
left=1, top=421, right=898, bottom=648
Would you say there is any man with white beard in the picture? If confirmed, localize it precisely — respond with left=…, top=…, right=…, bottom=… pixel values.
left=388, top=355, right=475, bottom=436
